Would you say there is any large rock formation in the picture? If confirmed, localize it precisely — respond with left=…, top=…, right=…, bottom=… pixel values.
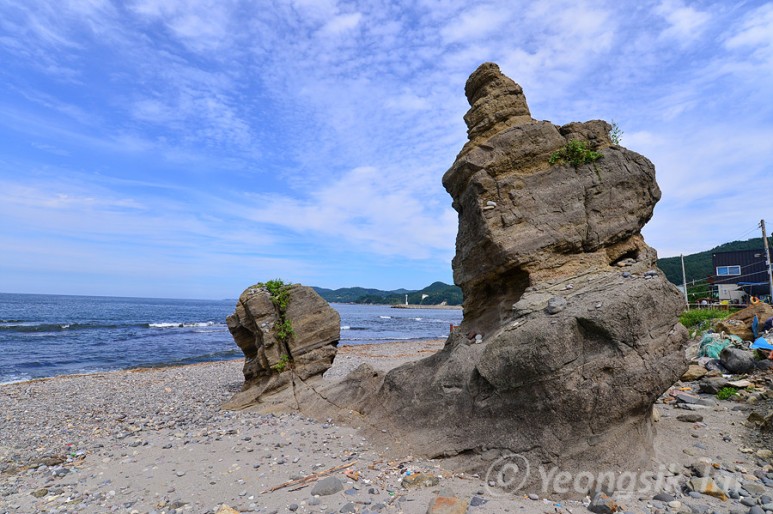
left=326, top=63, right=689, bottom=492
left=224, top=282, right=340, bottom=409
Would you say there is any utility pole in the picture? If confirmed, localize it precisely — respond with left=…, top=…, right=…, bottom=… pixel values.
left=761, top=219, right=773, bottom=304
left=681, top=253, right=689, bottom=308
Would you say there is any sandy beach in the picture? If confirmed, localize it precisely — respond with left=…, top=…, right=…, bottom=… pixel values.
left=1, top=340, right=771, bottom=514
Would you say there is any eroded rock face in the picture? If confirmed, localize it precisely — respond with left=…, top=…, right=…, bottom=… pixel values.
left=331, top=63, right=688, bottom=491
left=224, top=283, right=339, bottom=409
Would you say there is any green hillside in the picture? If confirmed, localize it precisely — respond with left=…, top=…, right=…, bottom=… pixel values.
left=314, top=281, right=462, bottom=305
left=657, top=237, right=771, bottom=285
left=316, top=237, right=772, bottom=305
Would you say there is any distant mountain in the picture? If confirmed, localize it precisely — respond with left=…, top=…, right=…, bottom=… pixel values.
left=657, top=237, right=771, bottom=285
left=313, top=281, right=463, bottom=305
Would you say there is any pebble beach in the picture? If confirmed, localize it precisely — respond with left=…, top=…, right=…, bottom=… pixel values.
left=1, top=340, right=772, bottom=514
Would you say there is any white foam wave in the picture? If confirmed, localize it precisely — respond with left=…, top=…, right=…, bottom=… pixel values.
left=379, top=316, right=391, bottom=319
left=149, top=321, right=219, bottom=329
left=0, top=373, right=33, bottom=385
left=341, top=325, right=351, bottom=330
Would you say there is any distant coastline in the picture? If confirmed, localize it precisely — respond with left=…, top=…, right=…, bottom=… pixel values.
left=313, top=280, right=462, bottom=306
left=391, top=304, right=462, bottom=310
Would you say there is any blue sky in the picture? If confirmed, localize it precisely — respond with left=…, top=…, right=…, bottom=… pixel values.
left=1, top=0, right=771, bottom=299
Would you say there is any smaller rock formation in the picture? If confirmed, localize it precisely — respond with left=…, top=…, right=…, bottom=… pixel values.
left=224, top=282, right=340, bottom=409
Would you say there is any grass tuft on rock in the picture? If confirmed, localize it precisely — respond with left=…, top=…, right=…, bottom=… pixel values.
left=549, top=139, right=602, bottom=168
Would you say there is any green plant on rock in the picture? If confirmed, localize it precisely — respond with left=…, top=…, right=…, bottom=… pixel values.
left=609, top=121, right=623, bottom=145
left=549, top=139, right=603, bottom=168
left=271, top=353, right=290, bottom=372
left=716, top=387, right=737, bottom=401
left=257, top=278, right=295, bottom=367
left=274, top=318, right=294, bottom=345
left=263, top=278, right=291, bottom=312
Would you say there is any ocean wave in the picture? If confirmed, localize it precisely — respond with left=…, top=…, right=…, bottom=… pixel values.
left=0, top=322, right=123, bottom=333
left=147, top=321, right=221, bottom=329
left=378, top=315, right=392, bottom=319
left=0, top=373, right=33, bottom=385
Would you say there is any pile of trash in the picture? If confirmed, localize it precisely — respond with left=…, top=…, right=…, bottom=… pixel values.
left=688, top=305, right=773, bottom=376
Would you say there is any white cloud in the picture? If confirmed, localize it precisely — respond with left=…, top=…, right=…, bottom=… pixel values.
left=239, top=166, right=457, bottom=259
left=723, top=2, right=773, bottom=75
left=128, top=0, right=235, bottom=52
left=725, top=3, right=773, bottom=48
left=655, top=0, right=711, bottom=45
left=318, top=12, right=363, bottom=37
left=289, top=0, right=339, bottom=23
left=440, top=4, right=511, bottom=43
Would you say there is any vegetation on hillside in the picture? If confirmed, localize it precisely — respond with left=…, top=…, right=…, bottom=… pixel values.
left=315, top=236, right=773, bottom=307
left=657, top=237, right=772, bottom=286
left=314, top=281, right=462, bottom=305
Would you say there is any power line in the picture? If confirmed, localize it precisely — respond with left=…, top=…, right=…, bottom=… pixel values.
left=680, top=260, right=768, bottom=287
left=735, top=224, right=761, bottom=241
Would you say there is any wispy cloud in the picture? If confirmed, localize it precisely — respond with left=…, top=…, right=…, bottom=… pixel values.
left=654, top=0, right=711, bottom=45
left=0, top=0, right=771, bottom=297
left=237, top=165, right=457, bottom=259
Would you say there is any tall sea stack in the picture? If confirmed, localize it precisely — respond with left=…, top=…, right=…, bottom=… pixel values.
left=333, top=63, right=688, bottom=491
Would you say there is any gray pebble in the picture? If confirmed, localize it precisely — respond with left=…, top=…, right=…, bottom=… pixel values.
left=311, top=476, right=344, bottom=496
left=470, top=496, right=487, bottom=506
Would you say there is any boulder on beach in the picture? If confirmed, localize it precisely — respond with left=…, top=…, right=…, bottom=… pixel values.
left=714, top=302, right=773, bottom=341
left=223, top=281, right=340, bottom=409
left=319, top=63, right=688, bottom=492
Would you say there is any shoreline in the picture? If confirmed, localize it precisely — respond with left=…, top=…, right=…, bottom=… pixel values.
left=0, top=338, right=448, bottom=387
left=2, top=340, right=771, bottom=514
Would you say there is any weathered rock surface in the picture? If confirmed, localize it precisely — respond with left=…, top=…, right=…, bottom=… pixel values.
left=224, top=283, right=339, bottom=408
left=317, top=62, right=688, bottom=493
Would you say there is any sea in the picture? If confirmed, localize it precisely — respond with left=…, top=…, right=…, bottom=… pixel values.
left=0, top=293, right=462, bottom=384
